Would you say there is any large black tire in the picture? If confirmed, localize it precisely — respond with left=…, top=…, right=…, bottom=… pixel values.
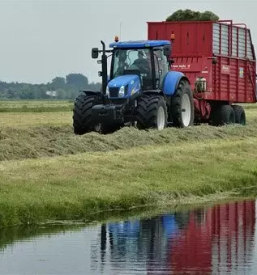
left=212, top=104, right=235, bottom=126
left=170, top=79, right=194, bottom=127
left=73, top=92, right=102, bottom=135
left=232, top=105, right=246, bottom=125
left=135, top=94, right=168, bottom=130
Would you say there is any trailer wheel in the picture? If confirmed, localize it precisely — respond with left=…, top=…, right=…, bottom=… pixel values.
left=232, top=105, right=246, bottom=125
left=170, top=79, right=194, bottom=127
left=135, top=94, right=168, bottom=130
left=212, top=104, right=235, bottom=126
left=73, top=92, right=102, bottom=135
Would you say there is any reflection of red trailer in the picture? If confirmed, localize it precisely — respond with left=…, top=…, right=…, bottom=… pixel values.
left=167, top=200, right=255, bottom=274
left=147, top=20, right=257, bottom=124
left=98, top=200, right=255, bottom=274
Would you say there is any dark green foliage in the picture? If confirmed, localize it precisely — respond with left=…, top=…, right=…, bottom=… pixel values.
left=66, top=73, right=88, bottom=89
left=0, top=73, right=101, bottom=100
left=166, top=9, right=219, bottom=22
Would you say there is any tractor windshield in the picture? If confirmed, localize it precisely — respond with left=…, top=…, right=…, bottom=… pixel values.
left=112, top=48, right=153, bottom=89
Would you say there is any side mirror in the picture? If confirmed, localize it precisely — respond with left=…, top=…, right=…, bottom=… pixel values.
left=163, top=45, right=171, bottom=57
left=92, top=48, right=99, bottom=59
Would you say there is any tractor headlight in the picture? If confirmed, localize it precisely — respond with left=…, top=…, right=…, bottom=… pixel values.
left=118, top=86, right=125, bottom=97
left=106, top=86, right=110, bottom=97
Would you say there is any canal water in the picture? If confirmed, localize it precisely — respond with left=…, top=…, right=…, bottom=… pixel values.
left=0, top=199, right=256, bottom=274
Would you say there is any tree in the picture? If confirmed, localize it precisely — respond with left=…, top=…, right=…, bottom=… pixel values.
left=5, top=88, right=17, bottom=99
left=66, top=73, right=89, bottom=89
left=51, top=77, right=66, bottom=90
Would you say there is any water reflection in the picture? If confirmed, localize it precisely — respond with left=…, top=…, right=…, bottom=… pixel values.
left=0, top=200, right=256, bottom=274
left=94, top=200, right=256, bottom=274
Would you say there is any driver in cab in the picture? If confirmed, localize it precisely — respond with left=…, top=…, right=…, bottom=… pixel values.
left=133, top=50, right=151, bottom=75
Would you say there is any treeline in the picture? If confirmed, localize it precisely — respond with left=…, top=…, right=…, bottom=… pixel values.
left=0, top=73, right=101, bottom=100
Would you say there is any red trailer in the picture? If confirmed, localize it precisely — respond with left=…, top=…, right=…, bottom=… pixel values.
left=147, top=20, right=257, bottom=125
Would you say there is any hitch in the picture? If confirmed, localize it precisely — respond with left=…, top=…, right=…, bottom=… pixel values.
left=92, top=104, right=125, bottom=124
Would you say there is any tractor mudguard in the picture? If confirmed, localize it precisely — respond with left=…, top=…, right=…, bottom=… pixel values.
left=162, top=72, right=189, bottom=96
left=80, top=90, right=102, bottom=96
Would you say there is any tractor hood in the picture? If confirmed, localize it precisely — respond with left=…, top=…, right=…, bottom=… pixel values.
left=107, top=74, right=141, bottom=98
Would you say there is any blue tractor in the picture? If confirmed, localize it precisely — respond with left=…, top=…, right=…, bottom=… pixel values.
left=73, top=38, right=194, bottom=134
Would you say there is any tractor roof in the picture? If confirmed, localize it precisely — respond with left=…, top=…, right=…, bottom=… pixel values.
left=109, top=40, right=170, bottom=49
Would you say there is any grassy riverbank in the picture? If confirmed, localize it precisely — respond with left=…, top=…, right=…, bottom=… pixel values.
left=0, top=136, right=257, bottom=227
left=0, top=101, right=256, bottom=227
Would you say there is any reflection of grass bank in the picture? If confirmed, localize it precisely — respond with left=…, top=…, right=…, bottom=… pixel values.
left=0, top=136, right=257, bottom=227
left=0, top=223, right=84, bottom=252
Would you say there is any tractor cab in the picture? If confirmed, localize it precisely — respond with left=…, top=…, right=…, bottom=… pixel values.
left=91, top=39, right=172, bottom=100
left=108, top=40, right=172, bottom=94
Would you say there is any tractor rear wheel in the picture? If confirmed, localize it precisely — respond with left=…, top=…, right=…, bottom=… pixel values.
left=135, top=94, right=168, bottom=130
left=170, top=79, right=194, bottom=127
left=73, top=92, right=102, bottom=135
left=232, top=105, right=246, bottom=125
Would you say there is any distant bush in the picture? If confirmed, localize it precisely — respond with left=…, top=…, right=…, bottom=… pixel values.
left=166, top=9, right=219, bottom=22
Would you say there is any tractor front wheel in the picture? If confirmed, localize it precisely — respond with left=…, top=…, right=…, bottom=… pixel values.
left=73, top=92, right=102, bottom=135
left=135, top=94, right=168, bottom=130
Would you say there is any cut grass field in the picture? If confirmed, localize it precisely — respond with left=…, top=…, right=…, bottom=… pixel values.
left=0, top=100, right=73, bottom=128
left=0, top=112, right=72, bottom=128
left=0, top=100, right=257, bottom=227
left=0, top=100, right=73, bottom=113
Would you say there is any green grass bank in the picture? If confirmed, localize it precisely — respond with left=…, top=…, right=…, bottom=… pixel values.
left=0, top=136, right=257, bottom=227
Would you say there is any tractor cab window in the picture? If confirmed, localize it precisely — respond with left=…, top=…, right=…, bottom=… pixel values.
left=112, top=49, right=153, bottom=89
left=112, top=49, right=130, bottom=78
left=153, top=49, right=169, bottom=88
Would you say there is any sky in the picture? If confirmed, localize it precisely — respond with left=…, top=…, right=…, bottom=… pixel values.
left=0, top=0, right=256, bottom=84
